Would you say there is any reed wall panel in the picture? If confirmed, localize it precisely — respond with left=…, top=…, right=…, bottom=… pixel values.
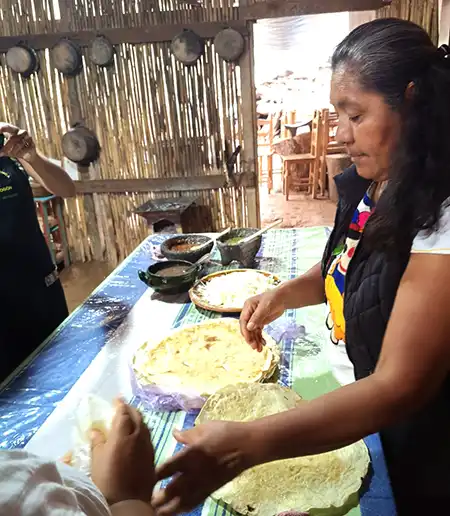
left=377, top=0, right=439, bottom=43
left=0, top=1, right=254, bottom=266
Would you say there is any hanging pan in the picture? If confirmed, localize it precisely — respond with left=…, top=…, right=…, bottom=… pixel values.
left=6, top=43, right=39, bottom=77
left=52, top=39, right=83, bottom=76
left=62, top=125, right=101, bottom=166
left=89, top=35, right=114, bottom=68
left=171, top=29, right=204, bottom=65
left=214, top=28, right=245, bottom=63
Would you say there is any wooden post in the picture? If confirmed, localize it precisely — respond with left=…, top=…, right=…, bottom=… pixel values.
left=239, top=17, right=260, bottom=228
left=320, top=108, right=330, bottom=197
left=67, top=79, right=104, bottom=261
left=61, top=1, right=103, bottom=262
left=440, top=0, right=450, bottom=45
left=326, top=153, right=352, bottom=203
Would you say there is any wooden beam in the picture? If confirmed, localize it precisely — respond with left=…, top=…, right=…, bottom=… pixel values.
left=0, top=21, right=248, bottom=52
left=74, top=173, right=256, bottom=194
left=239, top=0, right=391, bottom=20
left=239, top=20, right=260, bottom=228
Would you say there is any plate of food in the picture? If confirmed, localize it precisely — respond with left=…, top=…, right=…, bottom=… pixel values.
left=197, top=383, right=370, bottom=516
left=131, top=318, right=280, bottom=410
left=189, top=269, right=281, bottom=313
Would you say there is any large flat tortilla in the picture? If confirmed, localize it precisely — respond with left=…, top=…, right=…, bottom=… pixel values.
left=67, top=395, right=115, bottom=475
left=132, top=319, right=280, bottom=397
left=197, top=383, right=370, bottom=516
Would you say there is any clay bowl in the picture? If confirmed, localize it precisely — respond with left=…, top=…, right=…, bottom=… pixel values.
left=138, top=260, right=199, bottom=295
left=216, top=228, right=262, bottom=268
left=160, top=235, right=213, bottom=263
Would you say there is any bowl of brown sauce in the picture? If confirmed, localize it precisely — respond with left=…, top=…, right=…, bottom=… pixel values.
left=138, top=260, right=199, bottom=295
left=160, top=234, right=213, bottom=263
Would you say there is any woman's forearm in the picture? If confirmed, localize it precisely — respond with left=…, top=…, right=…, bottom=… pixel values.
left=247, top=253, right=450, bottom=466
left=278, top=262, right=325, bottom=310
left=20, top=152, right=76, bottom=197
left=245, top=373, right=411, bottom=466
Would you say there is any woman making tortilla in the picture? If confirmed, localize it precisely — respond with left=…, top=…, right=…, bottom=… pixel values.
left=0, top=123, right=75, bottom=380
left=154, top=19, right=450, bottom=513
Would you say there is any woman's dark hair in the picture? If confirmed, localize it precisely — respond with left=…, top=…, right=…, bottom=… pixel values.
left=332, top=18, right=450, bottom=253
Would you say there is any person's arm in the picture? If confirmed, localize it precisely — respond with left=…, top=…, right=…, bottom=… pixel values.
left=248, top=252, right=450, bottom=462
left=240, top=262, right=325, bottom=349
left=20, top=152, right=76, bottom=198
left=91, top=400, right=156, bottom=511
left=275, top=262, right=325, bottom=310
left=0, top=122, right=75, bottom=197
left=153, top=253, right=450, bottom=515
left=111, top=501, right=155, bottom=516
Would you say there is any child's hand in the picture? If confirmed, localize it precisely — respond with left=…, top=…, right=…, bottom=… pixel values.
left=91, top=399, right=155, bottom=505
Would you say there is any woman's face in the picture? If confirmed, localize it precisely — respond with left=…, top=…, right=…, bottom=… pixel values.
left=330, top=66, right=402, bottom=182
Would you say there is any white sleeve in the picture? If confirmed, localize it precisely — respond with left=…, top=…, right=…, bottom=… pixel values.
left=412, top=203, right=450, bottom=254
left=0, top=450, right=110, bottom=516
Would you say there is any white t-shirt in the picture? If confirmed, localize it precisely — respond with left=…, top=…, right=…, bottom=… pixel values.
left=0, top=450, right=110, bottom=515
left=411, top=204, right=450, bottom=254
left=327, top=204, right=450, bottom=386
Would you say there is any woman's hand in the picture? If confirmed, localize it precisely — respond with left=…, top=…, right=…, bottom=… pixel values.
left=240, top=289, right=285, bottom=351
left=0, top=123, right=37, bottom=163
left=0, top=121, right=75, bottom=197
left=90, top=399, right=155, bottom=506
left=153, top=421, right=254, bottom=515
left=240, top=264, right=326, bottom=351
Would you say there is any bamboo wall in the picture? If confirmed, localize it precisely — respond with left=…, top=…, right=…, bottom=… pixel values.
left=377, top=0, right=439, bottom=43
left=0, top=0, right=258, bottom=266
left=0, top=1, right=239, bottom=35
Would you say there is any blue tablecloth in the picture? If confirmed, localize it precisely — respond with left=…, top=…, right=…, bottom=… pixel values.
left=0, top=228, right=396, bottom=515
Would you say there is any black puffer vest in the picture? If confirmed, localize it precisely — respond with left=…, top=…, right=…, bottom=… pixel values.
left=322, top=166, right=450, bottom=514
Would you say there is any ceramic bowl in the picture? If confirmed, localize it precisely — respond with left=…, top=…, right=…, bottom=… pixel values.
left=216, top=228, right=262, bottom=268
left=160, top=235, right=213, bottom=263
left=138, top=260, right=199, bottom=295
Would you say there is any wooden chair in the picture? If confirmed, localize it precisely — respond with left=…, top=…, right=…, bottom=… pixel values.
left=327, top=111, right=346, bottom=155
left=318, top=108, right=330, bottom=196
left=257, top=115, right=275, bottom=193
left=281, top=110, right=296, bottom=139
left=281, top=110, right=324, bottom=200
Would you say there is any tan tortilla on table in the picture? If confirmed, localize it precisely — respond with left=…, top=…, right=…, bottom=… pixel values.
left=132, top=319, right=280, bottom=396
left=197, top=383, right=370, bottom=516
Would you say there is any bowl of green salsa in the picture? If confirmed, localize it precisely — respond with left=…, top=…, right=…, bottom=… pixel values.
left=217, top=228, right=262, bottom=268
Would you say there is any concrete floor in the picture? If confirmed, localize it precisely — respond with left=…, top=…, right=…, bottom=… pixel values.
left=260, top=169, right=336, bottom=228
left=60, top=182, right=336, bottom=313
left=60, top=261, right=113, bottom=313
left=261, top=190, right=336, bottom=228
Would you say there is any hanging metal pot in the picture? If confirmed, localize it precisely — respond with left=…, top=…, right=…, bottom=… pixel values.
left=214, top=28, right=245, bottom=63
left=89, top=35, right=115, bottom=68
left=171, top=29, right=204, bottom=65
left=62, top=125, right=101, bottom=166
left=6, top=43, right=39, bottom=77
left=52, top=39, right=83, bottom=76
